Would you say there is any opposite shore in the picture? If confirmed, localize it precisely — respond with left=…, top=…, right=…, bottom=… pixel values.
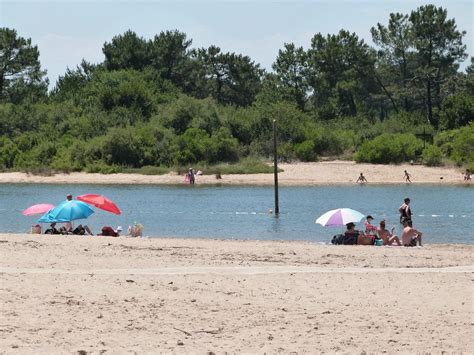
left=0, top=161, right=470, bottom=185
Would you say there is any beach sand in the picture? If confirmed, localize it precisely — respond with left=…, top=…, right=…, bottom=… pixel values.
left=1, top=233, right=473, bottom=353
left=0, top=161, right=469, bottom=185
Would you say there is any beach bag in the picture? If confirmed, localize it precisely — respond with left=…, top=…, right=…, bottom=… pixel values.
left=331, top=234, right=345, bottom=245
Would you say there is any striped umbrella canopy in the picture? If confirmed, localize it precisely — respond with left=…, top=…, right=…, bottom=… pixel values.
left=315, top=208, right=365, bottom=227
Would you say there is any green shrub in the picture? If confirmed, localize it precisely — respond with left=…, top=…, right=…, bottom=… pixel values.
left=203, top=157, right=275, bottom=174
left=277, top=142, right=296, bottom=162
left=85, top=161, right=122, bottom=174
left=122, top=165, right=170, bottom=175
left=422, top=145, right=443, bottom=166
left=294, top=140, right=317, bottom=162
left=354, top=133, right=423, bottom=164
left=435, top=124, right=474, bottom=167
left=0, top=137, right=19, bottom=168
left=451, top=124, right=474, bottom=166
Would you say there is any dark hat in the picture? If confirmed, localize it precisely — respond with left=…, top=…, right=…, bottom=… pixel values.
left=367, top=215, right=373, bottom=220
left=346, top=222, right=355, bottom=229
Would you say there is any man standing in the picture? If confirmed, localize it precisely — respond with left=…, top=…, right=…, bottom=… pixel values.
left=188, top=168, right=195, bottom=184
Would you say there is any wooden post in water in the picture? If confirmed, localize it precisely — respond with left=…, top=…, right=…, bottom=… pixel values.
left=273, top=119, right=279, bottom=215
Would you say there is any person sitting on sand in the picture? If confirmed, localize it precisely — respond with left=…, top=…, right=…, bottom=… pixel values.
left=377, top=220, right=401, bottom=246
left=98, top=225, right=122, bottom=237
left=72, top=224, right=93, bottom=235
left=60, top=223, right=93, bottom=235
left=401, top=220, right=423, bottom=247
left=345, top=222, right=373, bottom=245
left=356, top=172, right=367, bottom=184
left=44, top=222, right=60, bottom=235
left=364, top=215, right=377, bottom=237
left=464, top=169, right=471, bottom=182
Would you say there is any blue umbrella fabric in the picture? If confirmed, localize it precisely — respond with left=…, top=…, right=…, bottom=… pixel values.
left=38, top=200, right=95, bottom=223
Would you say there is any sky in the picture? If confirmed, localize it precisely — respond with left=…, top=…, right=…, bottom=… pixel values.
left=1, top=0, right=473, bottom=89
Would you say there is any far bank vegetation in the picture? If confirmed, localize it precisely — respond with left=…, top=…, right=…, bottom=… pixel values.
left=0, top=5, right=473, bottom=174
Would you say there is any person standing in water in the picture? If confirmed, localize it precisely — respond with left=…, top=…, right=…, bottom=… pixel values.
left=399, top=197, right=412, bottom=224
left=356, top=173, right=367, bottom=184
left=188, top=168, right=195, bottom=184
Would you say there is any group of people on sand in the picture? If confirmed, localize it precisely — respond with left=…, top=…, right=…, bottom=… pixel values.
left=44, top=222, right=123, bottom=237
left=341, top=197, right=423, bottom=247
left=43, top=194, right=123, bottom=237
left=356, top=170, right=412, bottom=184
left=357, top=169, right=472, bottom=184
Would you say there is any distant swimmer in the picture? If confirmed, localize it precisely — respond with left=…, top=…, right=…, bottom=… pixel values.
left=356, top=172, right=367, bottom=184
left=404, top=170, right=412, bottom=183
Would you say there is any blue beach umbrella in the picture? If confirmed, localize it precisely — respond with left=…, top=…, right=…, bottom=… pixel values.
left=38, top=200, right=95, bottom=223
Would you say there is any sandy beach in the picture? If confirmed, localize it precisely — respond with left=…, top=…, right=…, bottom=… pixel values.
left=0, top=161, right=469, bottom=185
left=1, top=233, right=473, bottom=353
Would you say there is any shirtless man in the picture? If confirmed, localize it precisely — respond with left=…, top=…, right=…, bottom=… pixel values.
left=377, top=220, right=401, bottom=246
left=401, top=220, right=423, bottom=247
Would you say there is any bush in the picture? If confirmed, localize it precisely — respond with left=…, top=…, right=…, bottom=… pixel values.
left=122, top=165, right=170, bottom=175
left=422, top=145, right=443, bottom=166
left=277, top=142, right=295, bottom=162
left=294, top=140, right=317, bottom=162
left=202, top=157, right=275, bottom=175
left=451, top=124, right=474, bottom=166
left=354, top=133, right=423, bottom=164
left=435, top=124, right=474, bottom=167
left=0, top=137, right=19, bottom=168
left=85, top=161, right=122, bottom=174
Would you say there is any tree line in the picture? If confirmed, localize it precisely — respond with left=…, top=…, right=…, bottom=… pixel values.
left=0, top=4, right=473, bottom=173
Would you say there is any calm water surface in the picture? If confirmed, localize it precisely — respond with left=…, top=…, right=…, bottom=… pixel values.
left=0, top=184, right=472, bottom=244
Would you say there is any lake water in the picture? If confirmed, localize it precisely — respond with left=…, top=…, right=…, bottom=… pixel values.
left=0, top=184, right=472, bottom=244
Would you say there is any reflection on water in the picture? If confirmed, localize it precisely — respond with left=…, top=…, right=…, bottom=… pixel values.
left=0, top=183, right=472, bottom=244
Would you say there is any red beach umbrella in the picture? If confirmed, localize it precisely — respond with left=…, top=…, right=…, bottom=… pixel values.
left=22, top=203, right=55, bottom=216
left=77, top=194, right=121, bottom=215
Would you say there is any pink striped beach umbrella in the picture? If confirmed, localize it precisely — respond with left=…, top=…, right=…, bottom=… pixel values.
left=22, top=203, right=55, bottom=216
left=315, top=208, right=365, bottom=227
